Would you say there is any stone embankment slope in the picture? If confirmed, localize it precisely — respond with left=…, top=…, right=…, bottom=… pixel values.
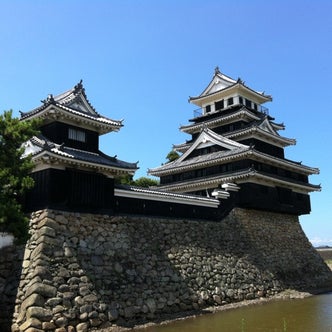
left=317, top=248, right=332, bottom=270
left=1, top=208, right=331, bottom=332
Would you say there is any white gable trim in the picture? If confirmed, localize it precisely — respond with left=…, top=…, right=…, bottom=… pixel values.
left=258, top=118, right=279, bottom=135
left=175, top=128, right=248, bottom=164
left=200, top=72, right=236, bottom=97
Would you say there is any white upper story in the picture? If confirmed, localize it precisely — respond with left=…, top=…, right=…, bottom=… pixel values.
left=189, top=67, right=272, bottom=116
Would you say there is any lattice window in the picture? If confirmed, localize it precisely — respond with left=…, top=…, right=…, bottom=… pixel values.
left=68, top=128, right=86, bottom=142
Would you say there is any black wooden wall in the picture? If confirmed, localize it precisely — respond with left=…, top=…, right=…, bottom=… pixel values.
left=40, top=122, right=99, bottom=152
left=25, top=168, right=114, bottom=213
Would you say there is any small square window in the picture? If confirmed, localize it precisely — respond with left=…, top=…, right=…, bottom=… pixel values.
left=215, top=100, right=224, bottom=111
left=68, top=128, right=86, bottom=142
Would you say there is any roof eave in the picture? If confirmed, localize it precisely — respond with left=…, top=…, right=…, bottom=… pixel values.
left=156, top=170, right=320, bottom=194
left=180, top=108, right=262, bottom=134
left=31, top=150, right=138, bottom=176
left=21, top=104, right=123, bottom=134
left=189, top=83, right=272, bottom=107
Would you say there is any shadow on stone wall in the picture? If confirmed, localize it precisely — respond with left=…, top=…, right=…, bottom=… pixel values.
left=0, top=244, right=24, bottom=332
left=225, top=209, right=332, bottom=293
left=11, top=209, right=332, bottom=332
left=76, top=217, right=198, bottom=326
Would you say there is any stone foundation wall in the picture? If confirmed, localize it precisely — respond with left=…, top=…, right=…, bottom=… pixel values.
left=8, top=208, right=332, bottom=332
left=0, top=244, right=24, bottom=331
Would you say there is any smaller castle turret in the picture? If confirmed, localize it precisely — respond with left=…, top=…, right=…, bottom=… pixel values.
left=22, top=81, right=138, bottom=212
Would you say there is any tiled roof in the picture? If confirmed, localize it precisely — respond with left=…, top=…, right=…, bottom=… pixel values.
left=24, top=135, right=138, bottom=171
left=189, top=69, right=272, bottom=104
left=55, top=103, right=122, bottom=127
left=156, top=168, right=321, bottom=194
left=20, top=81, right=123, bottom=130
left=224, top=124, right=296, bottom=146
left=180, top=107, right=262, bottom=133
left=115, top=184, right=220, bottom=205
left=149, top=146, right=249, bottom=174
left=156, top=168, right=256, bottom=192
left=149, top=144, right=318, bottom=176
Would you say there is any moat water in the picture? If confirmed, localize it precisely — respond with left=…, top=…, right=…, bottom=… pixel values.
left=136, top=292, right=332, bottom=332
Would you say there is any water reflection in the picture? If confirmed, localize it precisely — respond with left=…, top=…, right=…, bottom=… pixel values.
left=137, top=293, right=332, bottom=332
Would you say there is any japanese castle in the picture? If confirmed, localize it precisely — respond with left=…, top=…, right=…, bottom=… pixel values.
left=149, top=67, right=320, bottom=216
left=21, top=81, right=220, bottom=219
left=21, top=81, right=138, bottom=211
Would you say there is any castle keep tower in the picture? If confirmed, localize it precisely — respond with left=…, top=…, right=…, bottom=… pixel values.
left=149, top=68, right=320, bottom=215
left=21, top=81, right=138, bottom=211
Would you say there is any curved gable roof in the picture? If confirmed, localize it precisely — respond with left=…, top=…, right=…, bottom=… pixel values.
left=20, top=81, right=123, bottom=134
left=176, top=128, right=248, bottom=163
left=148, top=128, right=249, bottom=175
left=189, top=67, right=272, bottom=106
left=23, top=134, right=138, bottom=175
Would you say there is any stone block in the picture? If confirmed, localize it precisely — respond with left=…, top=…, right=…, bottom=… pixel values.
left=54, top=316, right=68, bottom=327
left=26, top=306, right=52, bottom=321
left=42, top=321, right=56, bottom=330
left=55, top=328, right=67, bottom=332
left=21, top=294, right=45, bottom=312
left=31, top=266, right=51, bottom=280
left=36, top=217, right=58, bottom=231
left=83, top=293, right=98, bottom=303
left=45, top=297, right=62, bottom=307
left=146, top=298, right=156, bottom=313
left=89, top=318, right=102, bottom=327
left=36, top=235, right=59, bottom=247
left=79, top=312, right=88, bottom=321
left=107, top=308, right=119, bottom=321
left=19, top=317, right=42, bottom=331
left=31, top=243, right=47, bottom=259
left=76, top=322, right=89, bottom=332
left=213, top=295, right=222, bottom=304
left=52, top=305, right=65, bottom=314
left=64, top=246, right=74, bottom=257
left=38, top=226, right=56, bottom=238
left=25, top=283, right=57, bottom=298
left=55, top=215, right=68, bottom=225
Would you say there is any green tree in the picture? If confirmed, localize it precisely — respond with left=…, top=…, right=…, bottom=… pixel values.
left=166, top=149, right=180, bottom=163
left=114, top=174, right=134, bottom=185
left=133, top=177, right=159, bottom=187
left=0, top=110, right=39, bottom=243
left=115, top=175, right=159, bottom=188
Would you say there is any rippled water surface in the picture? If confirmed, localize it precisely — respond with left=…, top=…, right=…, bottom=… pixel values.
left=137, top=293, right=332, bottom=332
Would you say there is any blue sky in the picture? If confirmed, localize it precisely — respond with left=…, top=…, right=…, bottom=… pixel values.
left=0, top=0, right=331, bottom=246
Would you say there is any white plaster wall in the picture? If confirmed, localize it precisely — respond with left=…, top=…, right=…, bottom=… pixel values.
left=0, top=233, right=14, bottom=249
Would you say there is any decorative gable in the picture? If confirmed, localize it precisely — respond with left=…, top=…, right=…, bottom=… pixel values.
left=20, top=81, right=123, bottom=135
left=53, top=81, right=98, bottom=116
left=70, top=100, right=94, bottom=115
left=199, top=67, right=237, bottom=97
left=189, top=68, right=272, bottom=107
left=258, top=118, right=279, bottom=136
left=178, top=128, right=248, bottom=163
